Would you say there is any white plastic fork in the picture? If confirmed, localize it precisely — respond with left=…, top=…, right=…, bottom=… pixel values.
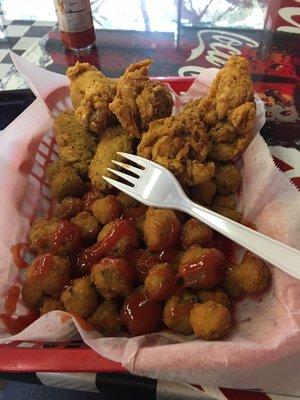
left=103, top=152, right=300, bottom=280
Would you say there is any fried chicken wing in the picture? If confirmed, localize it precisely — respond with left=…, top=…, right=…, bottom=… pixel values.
left=67, top=62, right=118, bottom=135
left=109, top=59, right=173, bottom=138
left=182, top=56, right=256, bottom=161
left=137, top=114, right=214, bottom=186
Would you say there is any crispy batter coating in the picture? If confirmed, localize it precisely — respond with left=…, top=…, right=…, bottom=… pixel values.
left=89, top=125, right=133, bottom=191
left=163, top=292, right=195, bottom=335
left=109, top=59, right=173, bottom=137
left=40, top=297, right=64, bottom=315
left=87, top=300, right=121, bottom=336
left=21, top=281, right=43, bottom=310
left=67, top=62, right=118, bottom=134
left=138, top=115, right=214, bottom=186
left=54, top=197, right=83, bottom=220
left=197, top=289, right=231, bottom=308
left=97, top=220, right=139, bottom=255
left=182, top=56, right=255, bottom=161
left=26, top=254, right=70, bottom=295
left=45, top=159, right=70, bottom=181
left=190, top=300, right=232, bottom=340
left=48, top=165, right=86, bottom=202
left=71, top=211, right=100, bottom=243
left=181, top=218, right=213, bottom=250
left=211, top=195, right=241, bottom=222
left=61, top=276, right=99, bottom=318
left=143, top=208, right=181, bottom=251
left=191, top=179, right=217, bottom=206
left=116, top=192, right=138, bottom=209
left=29, top=218, right=81, bottom=256
left=144, top=263, right=177, bottom=301
left=91, top=257, right=133, bottom=300
left=67, top=62, right=106, bottom=107
left=91, top=195, right=122, bottom=225
left=214, top=164, right=241, bottom=195
left=225, top=257, right=271, bottom=293
left=54, top=111, right=97, bottom=178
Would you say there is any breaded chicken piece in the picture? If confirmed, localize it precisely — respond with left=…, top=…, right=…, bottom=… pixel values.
left=67, top=62, right=118, bottom=135
left=89, top=125, right=133, bottom=191
left=137, top=114, right=215, bottom=187
left=67, top=62, right=107, bottom=107
left=109, top=59, right=173, bottom=138
left=182, top=56, right=256, bottom=161
left=54, top=111, right=97, bottom=178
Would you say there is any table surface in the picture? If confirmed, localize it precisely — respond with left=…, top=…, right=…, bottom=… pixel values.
left=0, top=1, right=299, bottom=399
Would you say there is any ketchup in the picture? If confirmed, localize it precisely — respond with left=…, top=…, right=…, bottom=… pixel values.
left=145, top=264, right=177, bottom=301
left=123, top=206, right=147, bottom=223
left=27, top=254, right=53, bottom=282
left=102, top=195, right=123, bottom=223
left=10, top=243, right=29, bottom=269
left=94, top=256, right=134, bottom=281
left=206, top=233, right=235, bottom=264
left=83, top=190, right=103, bottom=210
left=60, top=313, right=94, bottom=332
left=126, top=249, right=178, bottom=283
left=178, top=248, right=225, bottom=289
left=49, top=220, right=81, bottom=254
left=0, top=284, right=37, bottom=334
left=121, top=290, right=162, bottom=336
left=77, top=219, right=138, bottom=274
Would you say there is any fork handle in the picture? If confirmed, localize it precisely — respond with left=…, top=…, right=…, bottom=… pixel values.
left=181, top=198, right=300, bottom=279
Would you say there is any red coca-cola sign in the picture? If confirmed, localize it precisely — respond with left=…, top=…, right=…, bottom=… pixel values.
left=266, top=0, right=300, bottom=33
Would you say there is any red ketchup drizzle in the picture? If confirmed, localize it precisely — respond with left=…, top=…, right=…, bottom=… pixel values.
left=121, top=290, right=162, bottom=336
left=96, top=256, right=134, bottom=281
left=105, top=195, right=122, bottom=220
left=27, top=254, right=53, bottom=282
left=178, top=248, right=225, bottom=289
left=77, top=219, right=138, bottom=274
left=126, top=249, right=178, bottom=283
left=4, top=285, right=20, bottom=315
left=206, top=233, right=235, bottom=265
left=10, top=243, right=29, bottom=269
left=146, top=265, right=177, bottom=301
left=0, top=285, right=37, bottom=335
left=49, top=220, right=81, bottom=253
left=83, top=190, right=103, bottom=210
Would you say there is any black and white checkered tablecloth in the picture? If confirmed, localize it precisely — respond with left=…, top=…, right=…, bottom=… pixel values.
left=0, top=8, right=55, bottom=81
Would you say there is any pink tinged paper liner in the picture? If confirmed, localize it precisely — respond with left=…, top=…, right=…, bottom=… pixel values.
left=0, top=53, right=300, bottom=395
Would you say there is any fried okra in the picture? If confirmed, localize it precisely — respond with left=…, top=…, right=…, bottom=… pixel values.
left=97, top=219, right=139, bottom=255
left=49, top=166, right=86, bottom=202
left=211, top=195, right=241, bottom=222
left=191, top=179, right=217, bottom=206
left=21, top=281, right=44, bottom=310
left=163, top=291, right=195, bottom=335
left=71, top=211, right=100, bottom=243
left=89, top=125, right=133, bottom=192
left=143, top=208, right=181, bottom=251
left=54, top=197, right=83, bottom=220
left=190, top=300, right=232, bottom=340
left=178, top=245, right=225, bottom=289
left=197, top=289, right=230, bottom=308
left=54, top=111, right=97, bottom=178
left=91, top=195, right=122, bottom=225
left=116, top=192, right=138, bottom=209
left=214, top=164, right=241, bottom=195
left=61, top=276, right=98, bottom=318
left=181, top=218, right=213, bottom=250
left=87, top=299, right=121, bottom=335
left=26, top=254, right=70, bottom=295
left=144, top=263, right=177, bottom=301
left=29, top=218, right=81, bottom=256
left=225, top=256, right=270, bottom=294
left=91, top=256, right=133, bottom=300
left=39, top=297, right=64, bottom=315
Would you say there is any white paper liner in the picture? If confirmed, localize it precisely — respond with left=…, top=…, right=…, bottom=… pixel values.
left=0, top=53, right=300, bottom=394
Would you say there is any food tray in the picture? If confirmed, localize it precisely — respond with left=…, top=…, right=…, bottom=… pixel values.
left=0, top=77, right=193, bottom=373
